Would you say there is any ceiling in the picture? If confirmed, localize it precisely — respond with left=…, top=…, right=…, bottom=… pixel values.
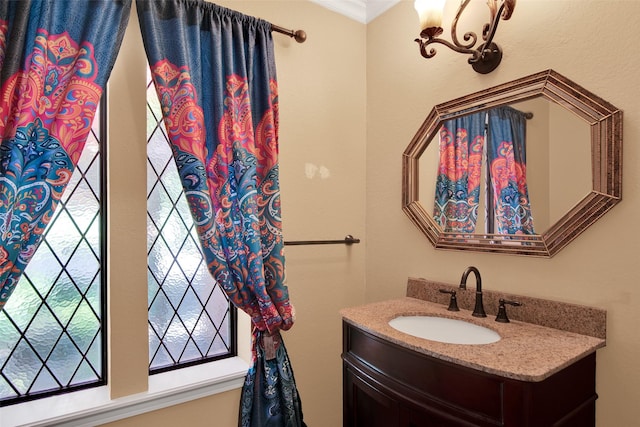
left=310, top=0, right=401, bottom=24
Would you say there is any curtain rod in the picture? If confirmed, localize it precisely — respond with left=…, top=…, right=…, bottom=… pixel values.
left=271, top=24, right=307, bottom=43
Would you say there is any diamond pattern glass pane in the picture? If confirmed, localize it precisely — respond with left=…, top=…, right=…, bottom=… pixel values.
left=146, top=70, right=233, bottom=372
left=0, top=103, right=105, bottom=406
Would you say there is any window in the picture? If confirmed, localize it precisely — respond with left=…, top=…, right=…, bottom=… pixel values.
left=0, top=73, right=236, bottom=406
left=0, top=101, right=106, bottom=406
left=0, top=69, right=238, bottom=406
left=1, top=34, right=245, bottom=427
left=146, top=71, right=235, bottom=373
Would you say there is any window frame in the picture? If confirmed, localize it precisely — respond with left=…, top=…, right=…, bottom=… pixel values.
left=0, top=22, right=250, bottom=424
left=0, top=96, right=109, bottom=408
left=0, top=357, right=249, bottom=426
left=0, top=80, right=250, bottom=427
left=145, top=72, right=237, bottom=374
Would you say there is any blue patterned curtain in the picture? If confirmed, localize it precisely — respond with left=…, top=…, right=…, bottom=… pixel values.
left=0, top=0, right=131, bottom=311
left=487, top=106, right=535, bottom=235
left=433, top=112, right=486, bottom=233
left=136, top=1, right=305, bottom=426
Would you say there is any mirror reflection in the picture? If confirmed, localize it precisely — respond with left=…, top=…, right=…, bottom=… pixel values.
left=402, top=69, right=622, bottom=257
left=419, top=98, right=591, bottom=235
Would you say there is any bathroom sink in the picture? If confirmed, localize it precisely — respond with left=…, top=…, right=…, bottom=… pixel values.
left=388, top=315, right=501, bottom=345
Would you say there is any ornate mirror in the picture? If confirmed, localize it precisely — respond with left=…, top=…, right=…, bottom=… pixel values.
left=402, top=70, right=622, bottom=257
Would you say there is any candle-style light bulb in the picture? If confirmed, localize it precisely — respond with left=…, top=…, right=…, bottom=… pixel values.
left=414, top=0, right=446, bottom=33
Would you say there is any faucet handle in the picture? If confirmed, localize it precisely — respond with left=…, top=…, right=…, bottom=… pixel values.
left=495, top=299, right=522, bottom=323
left=439, top=289, right=460, bottom=312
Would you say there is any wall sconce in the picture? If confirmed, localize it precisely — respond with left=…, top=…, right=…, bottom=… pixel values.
left=414, top=0, right=516, bottom=74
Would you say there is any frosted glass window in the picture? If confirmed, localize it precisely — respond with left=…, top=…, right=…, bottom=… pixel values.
left=0, top=103, right=105, bottom=406
left=146, top=71, right=234, bottom=372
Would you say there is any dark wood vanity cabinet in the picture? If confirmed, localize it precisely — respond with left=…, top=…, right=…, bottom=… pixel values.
left=342, top=322, right=598, bottom=427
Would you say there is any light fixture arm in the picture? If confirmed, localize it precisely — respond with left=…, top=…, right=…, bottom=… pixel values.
left=416, top=35, right=483, bottom=62
left=450, top=0, right=477, bottom=50
left=415, top=0, right=516, bottom=74
left=482, top=0, right=513, bottom=48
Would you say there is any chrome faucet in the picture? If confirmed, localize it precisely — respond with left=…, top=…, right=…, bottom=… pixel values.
left=459, top=266, right=486, bottom=318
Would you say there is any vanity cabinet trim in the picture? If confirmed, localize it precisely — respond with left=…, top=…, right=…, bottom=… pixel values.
left=343, top=322, right=597, bottom=427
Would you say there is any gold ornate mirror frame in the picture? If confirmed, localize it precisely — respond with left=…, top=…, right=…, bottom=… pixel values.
left=402, top=70, right=622, bottom=257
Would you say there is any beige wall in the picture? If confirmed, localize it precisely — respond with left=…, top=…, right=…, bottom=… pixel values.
left=104, top=0, right=639, bottom=426
left=104, top=389, right=241, bottom=427
left=107, top=4, right=148, bottom=400
left=104, top=1, right=366, bottom=426
left=240, top=2, right=368, bottom=426
left=367, top=1, right=640, bottom=426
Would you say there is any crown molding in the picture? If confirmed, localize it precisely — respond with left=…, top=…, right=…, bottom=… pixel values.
left=310, top=0, right=399, bottom=24
left=366, top=0, right=400, bottom=23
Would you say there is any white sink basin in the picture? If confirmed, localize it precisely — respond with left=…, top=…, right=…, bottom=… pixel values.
left=388, top=315, right=501, bottom=345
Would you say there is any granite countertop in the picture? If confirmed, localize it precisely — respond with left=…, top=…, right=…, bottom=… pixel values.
left=340, top=297, right=606, bottom=382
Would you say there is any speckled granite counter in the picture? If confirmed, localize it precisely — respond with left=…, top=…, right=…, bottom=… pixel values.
left=407, top=277, right=607, bottom=339
left=340, top=295, right=606, bottom=382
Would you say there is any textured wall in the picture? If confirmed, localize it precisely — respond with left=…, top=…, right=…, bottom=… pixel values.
left=102, top=0, right=640, bottom=426
left=366, top=1, right=640, bottom=425
left=106, top=1, right=366, bottom=426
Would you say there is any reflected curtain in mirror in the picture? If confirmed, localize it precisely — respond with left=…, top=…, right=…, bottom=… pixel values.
left=487, top=106, right=535, bottom=235
left=402, top=69, right=622, bottom=257
left=136, top=1, right=305, bottom=426
left=433, top=112, right=485, bottom=233
left=433, top=107, right=534, bottom=236
left=0, top=0, right=131, bottom=311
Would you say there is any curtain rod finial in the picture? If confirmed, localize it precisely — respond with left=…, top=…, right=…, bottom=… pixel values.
left=293, top=30, right=307, bottom=43
left=272, top=24, right=307, bottom=43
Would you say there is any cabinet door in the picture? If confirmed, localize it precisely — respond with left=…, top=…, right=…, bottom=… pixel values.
left=400, top=405, right=475, bottom=427
left=344, top=366, right=400, bottom=427
left=343, top=322, right=597, bottom=427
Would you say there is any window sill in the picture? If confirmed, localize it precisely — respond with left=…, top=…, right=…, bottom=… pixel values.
left=1, top=357, right=249, bottom=427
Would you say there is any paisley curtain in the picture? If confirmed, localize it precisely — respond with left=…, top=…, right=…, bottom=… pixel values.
left=0, top=0, right=132, bottom=311
left=136, top=1, right=304, bottom=426
left=433, top=112, right=486, bottom=233
left=487, top=106, right=535, bottom=235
